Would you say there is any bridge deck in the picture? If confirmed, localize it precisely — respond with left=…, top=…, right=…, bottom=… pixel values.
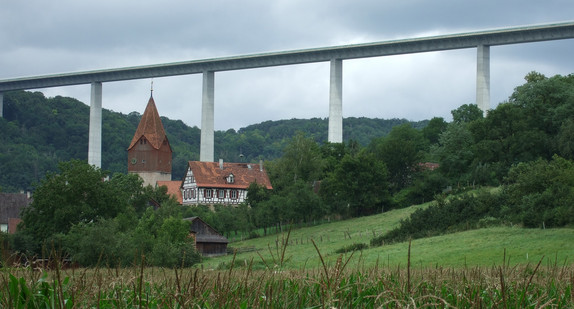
left=1, top=21, right=573, bottom=91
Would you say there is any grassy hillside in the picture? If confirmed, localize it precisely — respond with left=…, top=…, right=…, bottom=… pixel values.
left=200, top=202, right=574, bottom=270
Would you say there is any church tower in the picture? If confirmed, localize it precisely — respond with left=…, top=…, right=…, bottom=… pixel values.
left=127, top=94, right=172, bottom=187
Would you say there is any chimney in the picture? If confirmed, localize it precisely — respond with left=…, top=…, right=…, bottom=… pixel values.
left=259, top=159, right=263, bottom=172
left=219, top=158, right=223, bottom=170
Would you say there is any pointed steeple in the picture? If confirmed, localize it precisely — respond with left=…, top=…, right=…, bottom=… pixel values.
left=127, top=93, right=172, bottom=186
left=128, top=96, right=169, bottom=150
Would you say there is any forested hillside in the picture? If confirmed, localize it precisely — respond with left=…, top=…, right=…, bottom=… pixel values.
left=0, top=90, right=426, bottom=192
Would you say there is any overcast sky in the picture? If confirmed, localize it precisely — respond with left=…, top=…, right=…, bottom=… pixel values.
left=1, top=1, right=573, bottom=131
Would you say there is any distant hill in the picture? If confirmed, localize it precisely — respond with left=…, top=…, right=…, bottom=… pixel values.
left=0, top=91, right=428, bottom=192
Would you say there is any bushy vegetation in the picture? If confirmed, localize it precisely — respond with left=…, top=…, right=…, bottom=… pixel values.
left=6, top=160, right=201, bottom=268
left=372, top=155, right=574, bottom=246
left=334, top=242, right=369, bottom=254
left=197, top=72, right=574, bottom=238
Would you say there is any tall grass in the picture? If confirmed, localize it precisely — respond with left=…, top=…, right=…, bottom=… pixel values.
left=2, top=251, right=573, bottom=308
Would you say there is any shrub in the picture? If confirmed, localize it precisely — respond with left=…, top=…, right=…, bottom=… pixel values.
left=371, top=190, right=504, bottom=246
left=149, top=241, right=201, bottom=268
left=503, top=156, right=574, bottom=228
left=335, top=243, right=368, bottom=254
left=63, top=219, right=138, bottom=267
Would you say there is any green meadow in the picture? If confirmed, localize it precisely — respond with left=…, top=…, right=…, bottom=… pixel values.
left=202, top=202, right=574, bottom=270
left=3, top=201, right=574, bottom=307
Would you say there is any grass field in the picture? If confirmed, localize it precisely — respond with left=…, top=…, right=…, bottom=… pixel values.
left=200, top=202, right=574, bottom=271
left=2, top=201, right=574, bottom=307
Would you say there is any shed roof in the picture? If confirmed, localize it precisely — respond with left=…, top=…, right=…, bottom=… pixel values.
left=183, top=216, right=229, bottom=244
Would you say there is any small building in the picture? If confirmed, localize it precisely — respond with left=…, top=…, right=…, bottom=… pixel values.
left=184, top=217, right=228, bottom=257
left=0, top=192, right=32, bottom=234
left=180, top=159, right=273, bottom=206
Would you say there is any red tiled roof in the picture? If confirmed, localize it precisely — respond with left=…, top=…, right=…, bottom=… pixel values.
left=188, top=161, right=273, bottom=190
left=157, top=180, right=183, bottom=204
left=128, top=96, right=169, bottom=150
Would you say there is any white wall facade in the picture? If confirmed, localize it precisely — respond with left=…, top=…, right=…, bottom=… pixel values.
left=181, top=167, right=247, bottom=205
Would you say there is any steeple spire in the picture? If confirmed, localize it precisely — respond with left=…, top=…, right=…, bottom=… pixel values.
left=127, top=95, right=169, bottom=151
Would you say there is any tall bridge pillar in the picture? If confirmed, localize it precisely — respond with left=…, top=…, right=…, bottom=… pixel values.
left=0, top=92, right=3, bottom=118
left=200, top=71, right=215, bottom=162
left=88, top=82, right=102, bottom=168
left=476, top=44, right=490, bottom=115
left=328, top=58, right=343, bottom=143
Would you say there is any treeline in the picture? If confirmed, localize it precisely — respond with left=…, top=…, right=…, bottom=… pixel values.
left=186, top=72, right=574, bottom=238
left=0, top=90, right=425, bottom=192
left=9, top=160, right=201, bottom=267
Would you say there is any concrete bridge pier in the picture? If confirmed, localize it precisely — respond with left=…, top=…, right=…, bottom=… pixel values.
left=0, top=92, right=3, bottom=118
left=88, top=82, right=102, bottom=168
left=476, top=44, right=490, bottom=115
left=200, top=71, right=215, bottom=162
left=328, top=58, right=343, bottom=143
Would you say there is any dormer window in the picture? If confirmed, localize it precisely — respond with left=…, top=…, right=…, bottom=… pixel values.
left=226, top=173, right=235, bottom=184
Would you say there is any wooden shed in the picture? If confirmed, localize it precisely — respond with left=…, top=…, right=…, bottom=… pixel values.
left=183, top=217, right=228, bottom=257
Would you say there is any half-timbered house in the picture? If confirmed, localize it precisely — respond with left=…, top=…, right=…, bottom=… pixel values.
left=180, top=159, right=272, bottom=206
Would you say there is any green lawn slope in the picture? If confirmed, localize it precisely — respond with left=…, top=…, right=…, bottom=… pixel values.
left=199, top=202, right=574, bottom=270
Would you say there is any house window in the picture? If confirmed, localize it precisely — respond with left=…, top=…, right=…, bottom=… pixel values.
left=183, top=189, right=195, bottom=200
left=226, top=173, right=234, bottom=184
left=217, top=189, right=226, bottom=199
left=230, top=190, right=238, bottom=200
left=204, top=189, right=213, bottom=199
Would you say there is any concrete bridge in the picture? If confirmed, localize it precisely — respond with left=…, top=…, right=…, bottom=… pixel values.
left=1, top=21, right=574, bottom=167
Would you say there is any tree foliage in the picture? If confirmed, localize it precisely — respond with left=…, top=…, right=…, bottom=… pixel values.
left=369, top=124, right=426, bottom=191
left=20, top=160, right=134, bottom=246
left=451, top=103, right=483, bottom=124
left=13, top=159, right=201, bottom=267
left=0, top=91, right=427, bottom=192
left=321, top=151, right=390, bottom=217
left=503, top=156, right=574, bottom=228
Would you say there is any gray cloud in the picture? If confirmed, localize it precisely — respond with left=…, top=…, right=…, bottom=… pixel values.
left=1, top=0, right=573, bottom=130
